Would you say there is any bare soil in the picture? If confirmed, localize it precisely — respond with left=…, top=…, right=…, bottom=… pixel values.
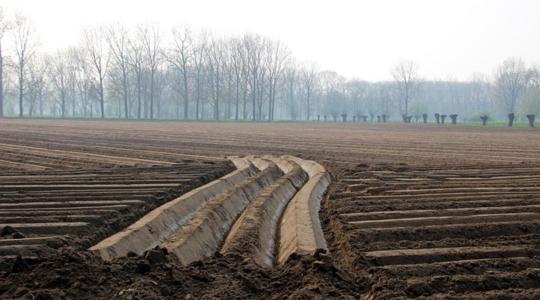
left=1, top=119, right=539, bottom=299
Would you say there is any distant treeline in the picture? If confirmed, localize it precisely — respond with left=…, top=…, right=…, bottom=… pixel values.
left=0, top=8, right=539, bottom=122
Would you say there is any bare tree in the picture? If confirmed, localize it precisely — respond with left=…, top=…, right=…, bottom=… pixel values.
left=265, top=40, right=289, bottom=121
left=26, top=54, right=48, bottom=117
left=168, top=26, right=193, bottom=120
left=301, top=64, right=317, bottom=120
left=346, top=80, right=369, bottom=118
left=107, top=24, right=130, bottom=118
left=528, top=64, right=540, bottom=89
left=140, top=24, right=162, bottom=120
left=72, top=47, right=92, bottom=117
left=392, top=59, right=420, bottom=118
left=192, top=31, right=208, bottom=120
left=283, top=64, right=298, bottom=120
left=50, top=50, right=69, bottom=117
left=229, top=38, right=245, bottom=120
left=207, top=37, right=224, bottom=120
left=5, top=10, right=540, bottom=123
left=243, top=34, right=265, bottom=120
left=13, top=14, right=35, bottom=117
left=83, top=26, right=109, bottom=118
left=127, top=35, right=144, bottom=119
left=494, top=57, right=528, bottom=114
left=0, top=7, right=11, bottom=117
left=470, top=72, right=491, bottom=114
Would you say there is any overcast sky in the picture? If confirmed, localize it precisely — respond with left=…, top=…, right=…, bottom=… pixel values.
left=2, top=0, right=539, bottom=81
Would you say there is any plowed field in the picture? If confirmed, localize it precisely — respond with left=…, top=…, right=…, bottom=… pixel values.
left=1, top=119, right=539, bottom=299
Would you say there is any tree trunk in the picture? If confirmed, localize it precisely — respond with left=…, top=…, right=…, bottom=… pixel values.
left=183, top=71, right=189, bottom=120
left=61, top=91, right=66, bottom=118
left=99, top=76, right=105, bottom=119
left=196, top=71, right=201, bottom=120
left=235, top=77, right=240, bottom=121
left=251, top=77, right=257, bottom=121
left=242, top=84, right=248, bottom=120
left=137, top=73, right=142, bottom=119
left=123, top=69, right=129, bottom=119
left=19, top=59, right=24, bottom=117
left=306, top=90, right=311, bottom=121
left=150, top=72, right=154, bottom=120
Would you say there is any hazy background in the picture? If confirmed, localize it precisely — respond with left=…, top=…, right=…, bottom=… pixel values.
left=3, top=0, right=540, bottom=81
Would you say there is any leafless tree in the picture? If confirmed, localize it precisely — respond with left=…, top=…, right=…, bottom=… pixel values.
left=470, top=72, right=491, bottom=114
left=139, top=24, right=162, bottom=120
left=72, top=47, right=92, bottom=117
left=493, top=57, right=528, bottom=113
left=168, top=26, right=193, bottom=120
left=392, top=59, right=421, bottom=117
left=127, top=35, right=144, bottom=119
left=207, top=37, right=224, bottom=120
left=50, top=50, right=69, bottom=117
left=83, top=26, right=109, bottom=118
left=4, top=9, right=539, bottom=123
left=26, top=54, right=48, bottom=116
left=13, top=14, right=35, bottom=117
left=192, top=31, right=208, bottom=120
left=528, top=64, right=540, bottom=89
left=107, top=24, right=131, bottom=118
left=243, top=34, right=265, bottom=120
left=265, top=40, right=289, bottom=121
left=228, top=38, right=245, bottom=120
left=301, top=63, right=317, bottom=120
left=0, top=7, right=11, bottom=117
left=283, top=64, right=298, bottom=120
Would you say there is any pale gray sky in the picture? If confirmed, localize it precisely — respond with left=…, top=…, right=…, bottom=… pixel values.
left=2, top=0, right=539, bottom=81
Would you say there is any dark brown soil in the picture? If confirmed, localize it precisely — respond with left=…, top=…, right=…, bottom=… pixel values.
left=2, top=119, right=540, bottom=299
left=0, top=239, right=365, bottom=300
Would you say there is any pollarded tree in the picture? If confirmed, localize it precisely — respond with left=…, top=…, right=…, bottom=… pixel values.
left=392, top=59, right=421, bottom=118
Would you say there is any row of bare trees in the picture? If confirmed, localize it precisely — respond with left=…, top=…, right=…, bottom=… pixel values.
left=0, top=9, right=539, bottom=122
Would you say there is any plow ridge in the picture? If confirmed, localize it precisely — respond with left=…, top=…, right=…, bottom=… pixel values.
left=89, top=155, right=332, bottom=267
